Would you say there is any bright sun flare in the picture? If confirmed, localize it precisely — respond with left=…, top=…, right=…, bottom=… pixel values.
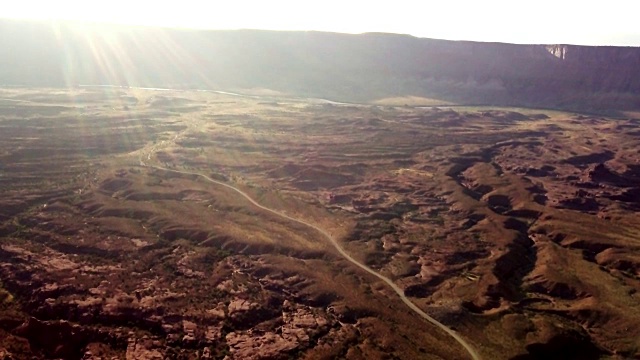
left=2, top=0, right=640, bottom=45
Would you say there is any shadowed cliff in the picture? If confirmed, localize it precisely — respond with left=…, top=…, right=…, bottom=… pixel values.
left=1, top=18, right=639, bottom=111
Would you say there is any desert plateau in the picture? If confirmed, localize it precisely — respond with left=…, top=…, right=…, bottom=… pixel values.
left=0, top=85, right=639, bottom=359
left=1, top=18, right=640, bottom=360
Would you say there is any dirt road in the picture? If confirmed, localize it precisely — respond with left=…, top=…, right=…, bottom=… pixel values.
left=143, top=164, right=481, bottom=360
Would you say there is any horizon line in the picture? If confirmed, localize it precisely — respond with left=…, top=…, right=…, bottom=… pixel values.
left=2, top=16, right=639, bottom=48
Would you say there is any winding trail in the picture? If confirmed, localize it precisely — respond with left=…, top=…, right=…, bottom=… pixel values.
left=143, top=163, right=481, bottom=360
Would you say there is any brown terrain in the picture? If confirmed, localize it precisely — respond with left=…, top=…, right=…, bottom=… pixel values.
left=1, top=87, right=640, bottom=360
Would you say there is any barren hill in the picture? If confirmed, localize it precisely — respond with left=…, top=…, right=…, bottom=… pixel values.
left=1, top=19, right=640, bottom=111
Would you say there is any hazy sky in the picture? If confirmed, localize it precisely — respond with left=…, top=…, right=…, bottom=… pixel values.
left=3, top=0, right=640, bottom=46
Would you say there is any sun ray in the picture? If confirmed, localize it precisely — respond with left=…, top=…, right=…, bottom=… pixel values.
left=1, top=0, right=639, bottom=45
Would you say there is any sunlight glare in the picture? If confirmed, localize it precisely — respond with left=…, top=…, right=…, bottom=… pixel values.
left=2, top=0, right=640, bottom=45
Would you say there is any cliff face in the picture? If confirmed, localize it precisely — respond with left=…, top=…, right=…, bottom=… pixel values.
left=1, top=19, right=640, bottom=111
